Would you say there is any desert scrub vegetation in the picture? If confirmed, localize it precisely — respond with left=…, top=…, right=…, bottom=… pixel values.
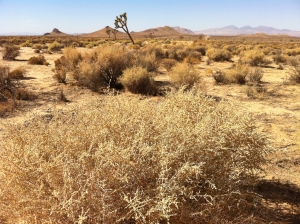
left=119, top=66, right=157, bottom=95
left=241, top=50, right=271, bottom=66
left=60, top=45, right=134, bottom=90
left=48, top=41, right=63, bottom=52
left=169, top=63, right=201, bottom=89
left=206, top=48, right=232, bottom=62
left=28, top=55, right=49, bottom=65
left=0, top=88, right=270, bottom=223
left=226, top=63, right=250, bottom=84
left=8, top=66, right=27, bottom=79
left=0, top=44, right=20, bottom=60
left=288, top=56, right=300, bottom=83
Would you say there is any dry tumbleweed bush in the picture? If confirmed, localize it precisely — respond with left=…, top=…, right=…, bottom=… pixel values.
left=0, top=88, right=270, bottom=223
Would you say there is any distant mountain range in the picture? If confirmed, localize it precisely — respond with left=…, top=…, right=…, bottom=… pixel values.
left=194, top=25, right=300, bottom=37
left=1, top=25, right=300, bottom=37
left=172, top=26, right=195, bottom=34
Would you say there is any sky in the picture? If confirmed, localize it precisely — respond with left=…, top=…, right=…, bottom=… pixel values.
left=0, top=0, right=300, bottom=34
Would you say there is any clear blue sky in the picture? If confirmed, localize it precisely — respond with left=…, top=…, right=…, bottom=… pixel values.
left=0, top=0, right=299, bottom=34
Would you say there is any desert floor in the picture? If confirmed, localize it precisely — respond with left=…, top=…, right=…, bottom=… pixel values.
left=1, top=46, right=300, bottom=222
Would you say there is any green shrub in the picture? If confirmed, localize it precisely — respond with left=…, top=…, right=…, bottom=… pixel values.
left=169, top=63, right=201, bottom=89
left=0, top=88, right=270, bottom=223
left=20, top=40, right=33, bottom=47
left=0, top=44, right=20, bottom=60
left=48, top=41, right=63, bottom=52
left=119, top=66, right=157, bottom=95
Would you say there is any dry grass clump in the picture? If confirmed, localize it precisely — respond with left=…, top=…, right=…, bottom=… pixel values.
left=212, top=69, right=227, bottom=84
left=183, top=51, right=202, bottom=64
left=226, top=63, right=250, bottom=84
left=0, top=44, right=20, bottom=60
left=8, top=67, right=26, bottom=79
left=48, top=41, right=63, bottom=52
left=28, top=55, right=48, bottom=65
left=169, top=63, right=201, bottom=89
left=248, top=67, right=264, bottom=83
left=272, top=51, right=287, bottom=64
left=20, top=40, right=33, bottom=47
left=0, top=66, right=16, bottom=99
left=119, top=66, right=157, bottom=95
left=288, top=56, right=300, bottom=83
left=206, top=48, right=232, bottom=62
left=0, top=88, right=269, bottom=223
left=242, top=50, right=271, bottom=66
left=134, top=52, right=159, bottom=72
left=160, top=58, right=178, bottom=71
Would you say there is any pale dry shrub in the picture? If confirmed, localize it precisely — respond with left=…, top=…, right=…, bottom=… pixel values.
left=0, top=66, right=17, bottom=100
left=226, top=63, right=250, bottom=84
left=288, top=56, right=300, bottom=83
left=0, top=44, right=20, bottom=60
left=206, top=48, right=232, bottom=62
left=169, top=63, right=201, bottom=89
left=160, top=58, right=178, bottom=71
left=0, top=88, right=269, bottom=223
left=32, top=43, right=42, bottom=50
left=183, top=51, right=202, bottom=64
left=62, top=47, right=82, bottom=71
left=134, top=52, right=159, bottom=72
left=285, top=47, right=300, bottom=56
left=242, top=50, right=270, bottom=66
left=212, top=70, right=227, bottom=84
left=119, top=66, right=157, bottom=95
left=248, top=67, right=264, bottom=83
left=141, top=44, right=165, bottom=59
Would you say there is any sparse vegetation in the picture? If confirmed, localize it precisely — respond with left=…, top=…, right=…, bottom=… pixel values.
left=288, top=56, right=300, bottom=83
left=206, top=48, right=232, bottom=62
left=28, top=55, right=48, bottom=65
left=48, top=41, right=63, bottom=52
left=1, top=34, right=300, bottom=223
left=169, top=63, right=201, bottom=89
left=0, top=88, right=270, bottom=223
left=226, top=63, right=250, bottom=84
left=8, top=66, right=26, bottom=79
left=119, top=66, right=157, bottom=95
left=242, top=50, right=270, bottom=66
left=0, top=44, right=20, bottom=60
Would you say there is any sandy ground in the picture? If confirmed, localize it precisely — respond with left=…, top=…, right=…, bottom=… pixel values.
left=1, top=47, right=300, bottom=221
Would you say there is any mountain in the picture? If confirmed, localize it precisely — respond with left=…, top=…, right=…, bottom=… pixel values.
left=81, top=26, right=127, bottom=38
left=131, top=26, right=183, bottom=38
left=172, top=26, right=195, bottom=34
left=45, top=28, right=69, bottom=36
left=194, top=26, right=300, bottom=37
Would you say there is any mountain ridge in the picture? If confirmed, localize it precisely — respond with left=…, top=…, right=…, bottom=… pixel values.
left=194, top=25, right=300, bottom=37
